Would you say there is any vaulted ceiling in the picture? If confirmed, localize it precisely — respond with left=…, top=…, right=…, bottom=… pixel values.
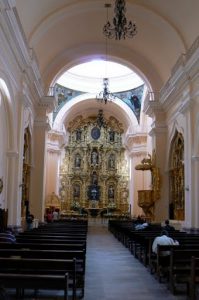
left=15, top=0, right=199, bottom=91
left=14, top=0, right=199, bottom=131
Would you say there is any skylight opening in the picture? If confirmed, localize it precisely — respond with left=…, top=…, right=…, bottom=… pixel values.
left=68, top=60, right=132, bottom=78
left=56, top=60, right=144, bottom=93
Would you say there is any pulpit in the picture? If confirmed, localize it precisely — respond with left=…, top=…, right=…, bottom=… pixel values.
left=135, top=151, right=160, bottom=220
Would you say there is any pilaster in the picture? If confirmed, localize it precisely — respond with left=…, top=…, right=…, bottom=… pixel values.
left=30, top=98, right=55, bottom=222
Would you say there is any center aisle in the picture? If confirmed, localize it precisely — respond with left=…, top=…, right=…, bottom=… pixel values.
left=83, top=220, right=185, bottom=300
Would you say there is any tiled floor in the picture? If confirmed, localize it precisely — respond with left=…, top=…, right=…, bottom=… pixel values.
left=7, top=220, right=189, bottom=299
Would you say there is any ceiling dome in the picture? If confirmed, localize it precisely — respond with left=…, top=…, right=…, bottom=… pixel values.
left=56, top=60, right=144, bottom=93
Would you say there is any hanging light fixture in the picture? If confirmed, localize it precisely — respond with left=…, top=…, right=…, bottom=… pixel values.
left=96, top=4, right=116, bottom=104
left=96, top=77, right=115, bottom=104
left=103, top=0, right=137, bottom=40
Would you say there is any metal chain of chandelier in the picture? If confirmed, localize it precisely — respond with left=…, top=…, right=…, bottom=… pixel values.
left=103, top=0, right=137, bottom=40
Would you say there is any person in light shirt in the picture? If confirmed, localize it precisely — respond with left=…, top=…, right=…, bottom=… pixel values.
left=152, top=230, right=179, bottom=255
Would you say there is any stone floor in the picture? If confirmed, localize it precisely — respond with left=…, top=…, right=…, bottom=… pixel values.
left=83, top=220, right=187, bottom=300
left=7, top=220, right=189, bottom=299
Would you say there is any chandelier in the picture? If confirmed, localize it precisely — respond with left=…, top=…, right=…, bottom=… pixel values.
left=103, top=0, right=137, bottom=40
left=96, top=78, right=115, bottom=104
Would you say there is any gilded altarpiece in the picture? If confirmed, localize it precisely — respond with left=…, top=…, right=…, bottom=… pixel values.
left=21, top=128, right=31, bottom=218
left=59, top=111, right=129, bottom=214
left=169, top=132, right=184, bottom=220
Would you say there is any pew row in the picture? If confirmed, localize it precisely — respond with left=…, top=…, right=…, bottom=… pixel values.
left=0, top=257, right=81, bottom=300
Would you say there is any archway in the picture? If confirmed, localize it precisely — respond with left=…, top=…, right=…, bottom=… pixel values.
left=169, top=131, right=184, bottom=220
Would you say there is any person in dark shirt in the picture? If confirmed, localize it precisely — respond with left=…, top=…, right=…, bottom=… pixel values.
left=163, top=219, right=175, bottom=232
left=26, top=211, right=34, bottom=230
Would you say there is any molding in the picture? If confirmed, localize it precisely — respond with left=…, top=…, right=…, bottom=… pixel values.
left=0, top=0, right=45, bottom=105
left=129, top=150, right=148, bottom=158
left=47, top=147, right=62, bottom=155
left=149, top=126, right=167, bottom=136
left=125, top=133, right=148, bottom=151
left=192, top=155, right=199, bottom=161
left=41, top=96, right=57, bottom=113
left=47, top=130, right=67, bottom=148
left=34, top=118, right=51, bottom=130
left=159, top=36, right=199, bottom=112
left=6, top=150, right=19, bottom=158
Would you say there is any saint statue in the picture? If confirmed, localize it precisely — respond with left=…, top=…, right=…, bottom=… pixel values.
left=109, top=130, right=115, bottom=142
left=76, top=129, right=81, bottom=141
left=108, top=154, right=115, bottom=169
left=108, top=185, right=114, bottom=199
left=75, top=154, right=81, bottom=168
left=91, top=150, right=98, bottom=165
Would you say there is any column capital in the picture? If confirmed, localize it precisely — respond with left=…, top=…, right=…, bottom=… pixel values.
left=47, top=130, right=67, bottom=151
left=40, top=96, right=57, bottom=114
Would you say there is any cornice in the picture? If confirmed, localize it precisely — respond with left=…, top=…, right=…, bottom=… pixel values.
left=126, top=133, right=147, bottom=145
left=149, top=126, right=167, bottom=137
left=48, top=130, right=67, bottom=148
left=41, top=96, right=57, bottom=113
left=159, top=36, right=199, bottom=112
left=143, top=95, right=164, bottom=118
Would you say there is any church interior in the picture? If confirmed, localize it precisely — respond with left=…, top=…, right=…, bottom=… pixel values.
left=0, top=0, right=199, bottom=299
left=0, top=0, right=199, bottom=230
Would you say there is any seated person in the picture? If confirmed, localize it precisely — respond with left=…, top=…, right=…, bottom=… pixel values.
left=0, top=229, right=16, bottom=243
left=162, top=219, right=175, bottom=232
left=52, top=209, right=59, bottom=221
left=152, top=230, right=179, bottom=255
left=135, top=221, right=149, bottom=230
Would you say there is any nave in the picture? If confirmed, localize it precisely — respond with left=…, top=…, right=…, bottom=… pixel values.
left=84, top=221, right=186, bottom=300
left=5, top=220, right=189, bottom=300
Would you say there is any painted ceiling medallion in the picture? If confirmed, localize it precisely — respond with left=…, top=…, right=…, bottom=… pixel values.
left=91, top=127, right=101, bottom=140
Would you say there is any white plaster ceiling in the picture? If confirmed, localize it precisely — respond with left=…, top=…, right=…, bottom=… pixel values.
left=15, top=0, right=199, bottom=130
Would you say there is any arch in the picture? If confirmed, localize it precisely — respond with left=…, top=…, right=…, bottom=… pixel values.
left=168, top=131, right=184, bottom=221
left=0, top=77, right=15, bottom=151
left=53, top=93, right=138, bottom=134
left=0, top=78, right=14, bottom=209
left=165, top=121, right=184, bottom=171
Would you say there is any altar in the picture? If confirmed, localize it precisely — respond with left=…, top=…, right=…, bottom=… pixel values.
left=84, top=207, right=107, bottom=218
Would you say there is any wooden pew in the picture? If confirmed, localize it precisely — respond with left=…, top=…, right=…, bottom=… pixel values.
left=16, top=233, right=86, bottom=240
left=0, top=257, right=80, bottom=300
left=0, top=241, right=86, bottom=252
left=169, top=249, right=199, bottom=294
left=190, top=256, right=199, bottom=300
left=149, top=243, right=199, bottom=281
left=0, top=272, right=69, bottom=300
left=0, top=248, right=86, bottom=277
left=16, top=237, right=85, bottom=244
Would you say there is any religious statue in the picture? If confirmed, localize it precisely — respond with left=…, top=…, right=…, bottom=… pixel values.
left=109, top=130, right=115, bottom=142
left=76, top=129, right=81, bottom=141
left=91, top=186, right=97, bottom=200
left=91, top=150, right=98, bottom=165
left=108, top=185, right=114, bottom=199
left=73, top=184, right=80, bottom=198
left=75, top=154, right=81, bottom=168
left=92, top=171, right=98, bottom=185
left=108, top=154, right=115, bottom=169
